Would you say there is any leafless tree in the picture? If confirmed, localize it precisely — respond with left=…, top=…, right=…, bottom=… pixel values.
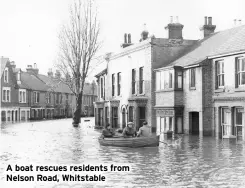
left=56, top=0, right=100, bottom=126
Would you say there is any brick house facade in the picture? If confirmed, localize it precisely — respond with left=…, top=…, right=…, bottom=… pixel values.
left=154, top=17, right=245, bottom=141
left=1, top=60, right=97, bottom=123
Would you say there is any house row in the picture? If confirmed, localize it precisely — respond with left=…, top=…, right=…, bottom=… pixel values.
left=1, top=60, right=97, bottom=123
left=94, top=16, right=245, bottom=141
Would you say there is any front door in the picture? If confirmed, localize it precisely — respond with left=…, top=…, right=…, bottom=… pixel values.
left=138, top=107, right=146, bottom=130
left=176, top=117, right=183, bottom=134
left=191, top=112, right=199, bottom=135
left=98, top=108, right=103, bottom=127
left=235, top=108, right=244, bottom=141
left=122, top=108, right=126, bottom=128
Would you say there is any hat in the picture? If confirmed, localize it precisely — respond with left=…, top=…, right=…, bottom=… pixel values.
left=127, top=122, right=134, bottom=126
left=143, top=121, right=148, bottom=125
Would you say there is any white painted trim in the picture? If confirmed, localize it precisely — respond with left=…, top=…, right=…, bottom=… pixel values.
left=208, top=50, right=245, bottom=59
left=183, top=64, right=200, bottom=69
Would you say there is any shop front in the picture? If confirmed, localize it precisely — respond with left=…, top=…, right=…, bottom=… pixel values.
left=155, top=107, right=184, bottom=136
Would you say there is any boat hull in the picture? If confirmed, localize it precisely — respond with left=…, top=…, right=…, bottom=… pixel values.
left=98, top=136, right=159, bottom=148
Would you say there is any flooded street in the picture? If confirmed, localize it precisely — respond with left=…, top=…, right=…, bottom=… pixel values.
left=1, top=118, right=245, bottom=188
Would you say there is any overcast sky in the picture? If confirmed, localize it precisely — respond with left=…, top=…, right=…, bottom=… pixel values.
left=0, top=0, right=244, bottom=81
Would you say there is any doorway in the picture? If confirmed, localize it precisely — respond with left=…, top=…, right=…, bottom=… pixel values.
left=138, top=107, right=146, bottom=130
left=122, top=108, right=126, bottom=128
left=190, top=112, right=199, bottom=135
left=98, top=108, right=104, bottom=127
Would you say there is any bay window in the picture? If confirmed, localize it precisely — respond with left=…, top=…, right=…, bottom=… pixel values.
left=155, top=70, right=174, bottom=90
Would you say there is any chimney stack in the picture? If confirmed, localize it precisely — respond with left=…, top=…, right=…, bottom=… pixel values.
left=55, top=70, right=61, bottom=79
left=165, top=16, right=184, bottom=39
left=140, top=23, right=149, bottom=42
left=121, top=33, right=133, bottom=48
left=200, top=16, right=216, bottom=38
left=26, top=63, right=39, bottom=74
left=47, top=68, right=53, bottom=77
left=10, top=61, right=16, bottom=68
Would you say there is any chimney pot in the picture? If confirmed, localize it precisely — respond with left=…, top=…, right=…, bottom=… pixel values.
left=170, top=16, right=173, bottom=23
left=124, top=33, right=127, bottom=44
left=238, top=19, right=242, bottom=25
left=128, top=33, right=131, bottom=43
left=208, top=17, right=212, bottom=25
left=176, top=16, right=179, bottom=23
left=204, top=16, right=208, bottom=25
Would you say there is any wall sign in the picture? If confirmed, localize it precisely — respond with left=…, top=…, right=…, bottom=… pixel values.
left=156, top=109, right=174, bottom=116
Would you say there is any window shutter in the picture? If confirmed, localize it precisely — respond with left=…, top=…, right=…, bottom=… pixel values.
left=235, top=57, right=238, bottom=88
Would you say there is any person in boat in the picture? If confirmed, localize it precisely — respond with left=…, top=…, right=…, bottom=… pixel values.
left=137, top=121, right=152, bottom=137
left=122, top=122, right=137, bottom=138
left=102, top=124, right=114, bottom=138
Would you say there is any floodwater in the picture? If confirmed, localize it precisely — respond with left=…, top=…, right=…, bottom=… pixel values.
left=1, top=118, right=245, bottom=188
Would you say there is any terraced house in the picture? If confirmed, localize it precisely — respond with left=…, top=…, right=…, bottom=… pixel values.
left=155, top=17, right=245, bottom=141
left=94, top=16, right=245, bottom=142
left=94, top=18, right=197, bottom=131
left=1, top=59, right=97, bottom=123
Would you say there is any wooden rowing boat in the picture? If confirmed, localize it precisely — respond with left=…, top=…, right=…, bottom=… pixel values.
left=98, top=135, right=159, bottom=148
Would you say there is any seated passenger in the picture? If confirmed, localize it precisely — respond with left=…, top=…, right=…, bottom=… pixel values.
left=122, top=122, right=136, bottom=138
left=137, top=121, right=152, bottom=137
left=102, top=124, right=114, bottom=138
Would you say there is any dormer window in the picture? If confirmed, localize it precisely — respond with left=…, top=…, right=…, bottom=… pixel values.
left=4, top=68, right=8, bottom=83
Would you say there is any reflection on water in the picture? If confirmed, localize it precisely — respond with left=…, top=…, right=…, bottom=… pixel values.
left=1, top=119, right=245, bottom=188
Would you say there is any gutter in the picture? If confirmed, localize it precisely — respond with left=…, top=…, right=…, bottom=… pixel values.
left=207, top=50, right=245, bottom=59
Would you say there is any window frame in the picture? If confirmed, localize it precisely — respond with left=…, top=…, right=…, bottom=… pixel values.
left=132, top=69, right=136, bottom=94
left=2, top=87, right=11, bottom=102
left=189, top=68, right=196, bottom=89
left=100, top=77, right=104, bottom=99
left=112, top=74, right=115, bottom=96
left=236, top=57, right=245, bottom=86
left=4, top=67, right=8, bottom=83
left=46, top=92, right=51, bottom=104
left=156, top=70, right=176, bottom=91
left=177, top=71, right=183, bottom=89
left=216, top=60, right=225, bottom=88
left=117, top=72, right=121, bottom=96
left=19, top=89, right=26, bottom=103
left=139, top=67, right=144, bottom=94
left=34, top=91, right=40, bottom=103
